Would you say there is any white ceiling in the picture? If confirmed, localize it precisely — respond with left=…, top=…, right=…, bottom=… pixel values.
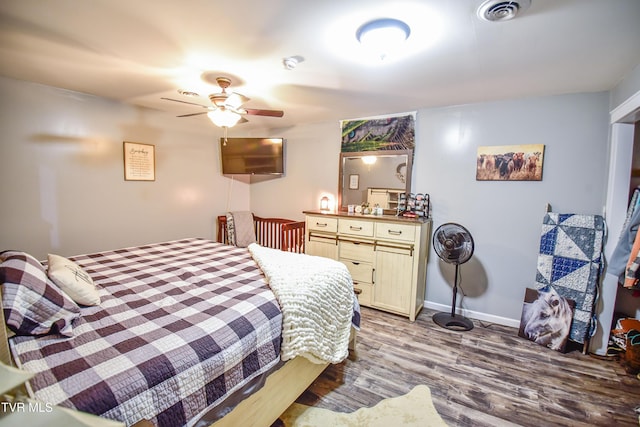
left=1, top=0, right=639, bottom=131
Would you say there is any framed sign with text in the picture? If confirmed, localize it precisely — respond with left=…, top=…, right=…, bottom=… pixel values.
left=123, top=141, right=155, bottom=181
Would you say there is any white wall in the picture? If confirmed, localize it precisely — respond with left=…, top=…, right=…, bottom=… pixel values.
left=255, top=92, right=611, bottom=325
left=0, top=75, right=612, bottom=326
left=611, top=62, right=640, bottom=110
left=250, top=121, right=342, bottom=219
left=0, top=77, right=250, bottom=259
left=415, top=94, right=609, bottom=323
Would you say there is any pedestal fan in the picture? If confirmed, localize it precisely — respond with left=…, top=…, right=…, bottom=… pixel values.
left=432, top=222, right=475, bottom=331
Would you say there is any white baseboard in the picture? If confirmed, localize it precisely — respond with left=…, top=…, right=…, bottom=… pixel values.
left=423, top=301, right=521, bottom=329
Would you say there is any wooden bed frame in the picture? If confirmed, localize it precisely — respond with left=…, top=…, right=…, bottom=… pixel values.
left=216, top=214, right=305, bottom=253
left=212, top=356, right=328, bottom=427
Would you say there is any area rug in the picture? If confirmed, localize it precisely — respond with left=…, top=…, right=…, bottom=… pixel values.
left=279, top=385, right=448, bottom=427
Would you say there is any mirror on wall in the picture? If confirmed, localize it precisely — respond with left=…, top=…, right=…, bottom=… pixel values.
left=338, top=149, right=413, bottom=213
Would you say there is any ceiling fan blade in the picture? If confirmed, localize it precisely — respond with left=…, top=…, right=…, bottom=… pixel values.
left=177, top=111, right=209, bottom=118
left=226, top=92, right=249, bottom=109
left=161, top=97, right=211, bottom=109
left=244, top=108, right=284, bottom=118
left=238, top=117, right=249, bottom=124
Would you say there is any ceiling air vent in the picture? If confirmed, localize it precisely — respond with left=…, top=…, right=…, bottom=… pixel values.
left=477, top=0, right=531, bottom=22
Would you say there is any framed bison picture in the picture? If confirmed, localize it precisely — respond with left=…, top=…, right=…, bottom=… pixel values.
left=476, top=144, right=544, bottom=181
left=518, top=287, right=575, bottom=353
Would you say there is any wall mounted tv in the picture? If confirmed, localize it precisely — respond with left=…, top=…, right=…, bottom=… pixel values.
left=220, top=137, right=285, bottom=175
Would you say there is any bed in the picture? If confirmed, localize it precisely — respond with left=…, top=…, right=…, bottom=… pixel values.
left=0, top=238, right=359, bottom=427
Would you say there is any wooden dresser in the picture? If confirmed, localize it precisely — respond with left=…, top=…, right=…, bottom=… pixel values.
left=304, top=210, right=431, bottom=321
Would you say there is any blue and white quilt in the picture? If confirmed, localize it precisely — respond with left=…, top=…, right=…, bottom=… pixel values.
left=535, top=213, right=605, bottom=344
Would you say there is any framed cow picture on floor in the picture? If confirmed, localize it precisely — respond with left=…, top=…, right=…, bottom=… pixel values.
left=476, top=144, right=544, bottom=181
left=518, top=287, right=575, bottom=353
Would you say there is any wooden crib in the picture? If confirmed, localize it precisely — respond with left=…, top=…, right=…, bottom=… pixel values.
left=216, top=214, right=305, bottom=253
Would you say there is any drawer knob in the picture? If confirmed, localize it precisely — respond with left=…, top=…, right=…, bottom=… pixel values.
left=388, top=230, right=402, bottom=235
left=350, top=226, right=362, bottom=231
left=316, top=222, right=327, bottom=227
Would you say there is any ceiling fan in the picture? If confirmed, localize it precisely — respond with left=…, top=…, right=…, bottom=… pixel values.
left=161, top=77, right=284, bottom=128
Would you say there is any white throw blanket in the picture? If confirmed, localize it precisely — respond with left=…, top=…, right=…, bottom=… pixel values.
left=248, top=243, right=354, bottom=364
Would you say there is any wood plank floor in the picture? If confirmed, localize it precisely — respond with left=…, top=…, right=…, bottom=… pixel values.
left=293, top=307, right=640, bottom=427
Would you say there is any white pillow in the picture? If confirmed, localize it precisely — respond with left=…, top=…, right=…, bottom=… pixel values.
left=47, top=254, right=100, bottom=306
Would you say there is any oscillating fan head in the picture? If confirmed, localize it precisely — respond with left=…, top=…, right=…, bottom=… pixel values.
left=433, top=223, right=474, bottom=265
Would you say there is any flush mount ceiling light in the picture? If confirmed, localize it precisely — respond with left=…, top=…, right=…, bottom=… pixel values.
left=356, top=18, right=411, bottom=61
left=477, top=0, right=531, bottom=22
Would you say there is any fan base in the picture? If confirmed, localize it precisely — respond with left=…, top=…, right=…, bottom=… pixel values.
left=433, top=312, right=474, bottom=331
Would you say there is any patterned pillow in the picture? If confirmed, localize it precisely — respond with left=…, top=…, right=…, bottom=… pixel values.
left=226, top=211, right=256, bottom=247
left=0, top=251, right=80, bottom=336
left=47, top=253, right=100, bottom=306
left=226, top=213, right=237, bottom=246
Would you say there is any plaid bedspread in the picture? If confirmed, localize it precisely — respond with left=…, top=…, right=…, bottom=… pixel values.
left=10, top=238, right=282, bottom=427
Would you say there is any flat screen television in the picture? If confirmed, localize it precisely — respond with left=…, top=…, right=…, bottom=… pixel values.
left=220, top=137, right=285, bottom=175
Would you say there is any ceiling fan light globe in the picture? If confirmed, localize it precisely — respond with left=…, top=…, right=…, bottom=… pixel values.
left=207, top=109, right=241, bottom=128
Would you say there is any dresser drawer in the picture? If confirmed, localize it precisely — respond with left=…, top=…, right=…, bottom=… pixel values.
left=338, top=218, right=374, bottom=237
left=353, top=282, right=372, bottom=307
left=307, top=216, right=338, bottom=233
left=341, top=259, right=374, bottom=284
left=339, top=239, right=375, bottom=263
left=375, top=222, right=416, bottom=243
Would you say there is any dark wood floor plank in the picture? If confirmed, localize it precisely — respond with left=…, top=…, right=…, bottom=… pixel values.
left=295, top=307, right=640, bottom=427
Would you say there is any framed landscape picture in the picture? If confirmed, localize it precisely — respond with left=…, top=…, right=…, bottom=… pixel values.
left=476, top=144, right=544, bottom=181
